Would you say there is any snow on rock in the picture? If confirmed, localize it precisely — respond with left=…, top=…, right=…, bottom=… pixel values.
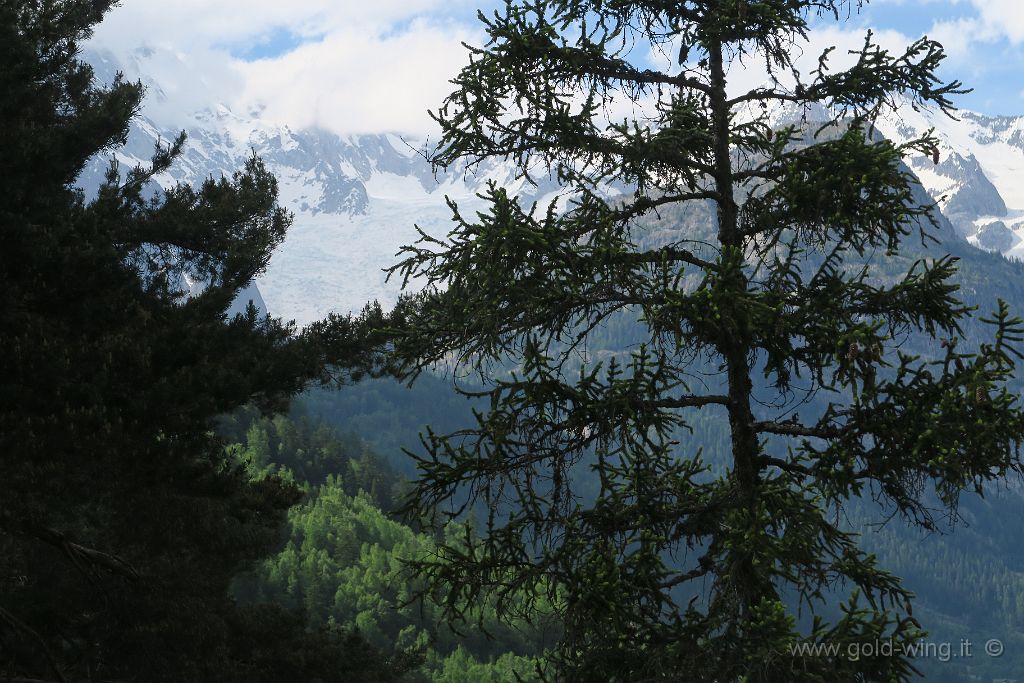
left=770, top=100, right=1024, bottom=249
left=874, top=107, right=1024, bottom=242
left=971, top=220, right=1019, bottom=253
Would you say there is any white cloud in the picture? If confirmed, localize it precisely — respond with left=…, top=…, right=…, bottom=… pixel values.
left=84, top=0, right=1018, bottom=135
left=967, top=0, right=1024, bottom=44
left=880, top=0, right=1024, bottom=48
left=91, top=0, right=458, bottom=51
left=233, top=19, right=479, bottom=135
left=86, top=0, right=484, bottom=136
left=649, top=24, right=921, bottom=101
left=926, top=16, right=981, bottom=61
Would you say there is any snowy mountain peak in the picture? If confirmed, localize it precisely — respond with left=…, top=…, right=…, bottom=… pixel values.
left=80, top=48, right=542, bottom=323
left=81, top=49, right=1024, bottom=325
left=872, top=106, right=1024, bottom=255
left=765, top=99, right=1024, bottom=254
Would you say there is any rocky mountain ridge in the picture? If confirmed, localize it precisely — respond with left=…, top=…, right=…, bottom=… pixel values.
left=874, top=107, right=1024, bottom=251
left=80, top=47, right=576, bottom=323
left=81, top=47, right=1024, bottom=325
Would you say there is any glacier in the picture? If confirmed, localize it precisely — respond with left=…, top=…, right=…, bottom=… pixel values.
left=80, top=46, right=1024, bottom=326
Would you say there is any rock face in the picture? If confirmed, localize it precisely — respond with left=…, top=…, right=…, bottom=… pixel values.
left=910, top=152, right=1008, bottom=236
left=874, top=109, right=1024, bottom=253
left=975, top=221, right=1019, bottom=253
left=80, top=47, right=549, bottom=323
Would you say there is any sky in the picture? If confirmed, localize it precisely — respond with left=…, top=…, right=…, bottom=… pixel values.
left=86, top=0, right=1024, bottom=138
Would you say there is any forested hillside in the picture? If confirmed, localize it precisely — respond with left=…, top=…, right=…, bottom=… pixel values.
left=9, top=1, right=1024, bottom=682
left=220, top=412, right=552, bottom=681
left=268, top=325, right=1024, bottom=683
left=213, top=338, right=1024, bottom=682
left=293, top=222, right=1024, bottom=682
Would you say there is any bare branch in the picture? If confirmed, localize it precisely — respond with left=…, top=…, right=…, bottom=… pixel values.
left=760, top=456, right=814, bottom=477
left=652, top=395, right=729, bottom=410
left=620, top=245, right=720, bottom=272
left=728, top=88, right=805, bottom=108
left=2, top=517, right=141, bottom=581
left=589, top=64, right=711, bottom=95
left=609, top=191, right=721, bottom=223
left=754, top=420, right=842, bottom=439
left=658, top=554, right=714, bottom=589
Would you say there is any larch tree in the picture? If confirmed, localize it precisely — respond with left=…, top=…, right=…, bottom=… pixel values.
left=0, top=1, right=395, bottom=681
left=389, top=0, right=1024, bottom=680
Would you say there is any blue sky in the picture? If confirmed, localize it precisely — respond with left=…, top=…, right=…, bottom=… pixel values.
left=229, top=27, right=314, bottom=62
left=89, top=0, right=1024, bottom=136
left=830, top=0, right=1024, bottom=115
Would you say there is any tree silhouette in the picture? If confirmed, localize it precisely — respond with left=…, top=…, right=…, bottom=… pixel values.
left=1, top=2, right=393, bottom=680
left=389, top=1, right=1024, bottom=680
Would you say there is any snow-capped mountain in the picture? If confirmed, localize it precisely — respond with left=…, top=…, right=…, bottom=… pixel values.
left=81, top=47, right=565, bottom=325
left=769, top=100, right=1024, bottom=249
left=872, top=108, right=1024, bottom=253
left=83, top=46, right=1024, bottom=325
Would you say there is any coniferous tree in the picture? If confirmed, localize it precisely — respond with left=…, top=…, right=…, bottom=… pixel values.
left=389, top=1, right=1024, bottom=680
left=0, top=2, right=394, bottom=680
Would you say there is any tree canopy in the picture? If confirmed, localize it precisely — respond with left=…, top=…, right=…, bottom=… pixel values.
left=0, top=2, right=391, bottom=680
left=389, top=1, right=1024, bottom=680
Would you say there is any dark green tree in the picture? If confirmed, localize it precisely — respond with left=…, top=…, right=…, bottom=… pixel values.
left=389, top=1, right=1024, bottom=680
left=0, top=2, right=394, bottom=681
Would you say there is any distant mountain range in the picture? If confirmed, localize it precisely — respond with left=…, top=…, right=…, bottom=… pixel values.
left=82, top=46, right=1024, bottom=326
left=80, top=46, right=568, bottom=324
left=875, top=107, right=1024, bottom=250
left=80, top=45, right=1024, bottom=682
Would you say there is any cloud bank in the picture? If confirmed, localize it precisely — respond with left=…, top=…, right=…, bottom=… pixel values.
left=86, top=0, right=1022, bottom=137
left=88, top=0, right=486, bottom=136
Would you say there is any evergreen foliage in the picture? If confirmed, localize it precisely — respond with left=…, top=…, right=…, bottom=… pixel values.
left=221, top=408, right=405, bottom=504
left=0, top=2, right=392, bottom=680
left=388, top=1, right=1024, bottom=680
left=227, top=414, right=550, bottom=682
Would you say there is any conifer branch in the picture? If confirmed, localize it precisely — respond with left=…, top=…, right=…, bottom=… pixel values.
left=651, top=395, right=730, bottom=409
left=2, top=517, right=141, bottom=581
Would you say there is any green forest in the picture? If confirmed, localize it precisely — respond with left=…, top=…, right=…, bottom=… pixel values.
left=221, top=410, right=549, bottom=681
left=7, top=1, right=1024, bottom=682
left=227, top=390, right=1024, bottom=682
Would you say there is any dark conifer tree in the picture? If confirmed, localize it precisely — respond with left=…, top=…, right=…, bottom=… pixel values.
left=390, top=1, right=1024, bottom=680
left=0, top=2, right=394, bottom=680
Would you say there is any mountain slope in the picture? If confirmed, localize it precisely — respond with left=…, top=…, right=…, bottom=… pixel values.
left=81, top=43, right=1024, bottom=682
left=83, top=48, right=1024, bottom=326
left=874, top=107, right=1024, bottom=250
left=81, top=47, right=575, bottom=323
